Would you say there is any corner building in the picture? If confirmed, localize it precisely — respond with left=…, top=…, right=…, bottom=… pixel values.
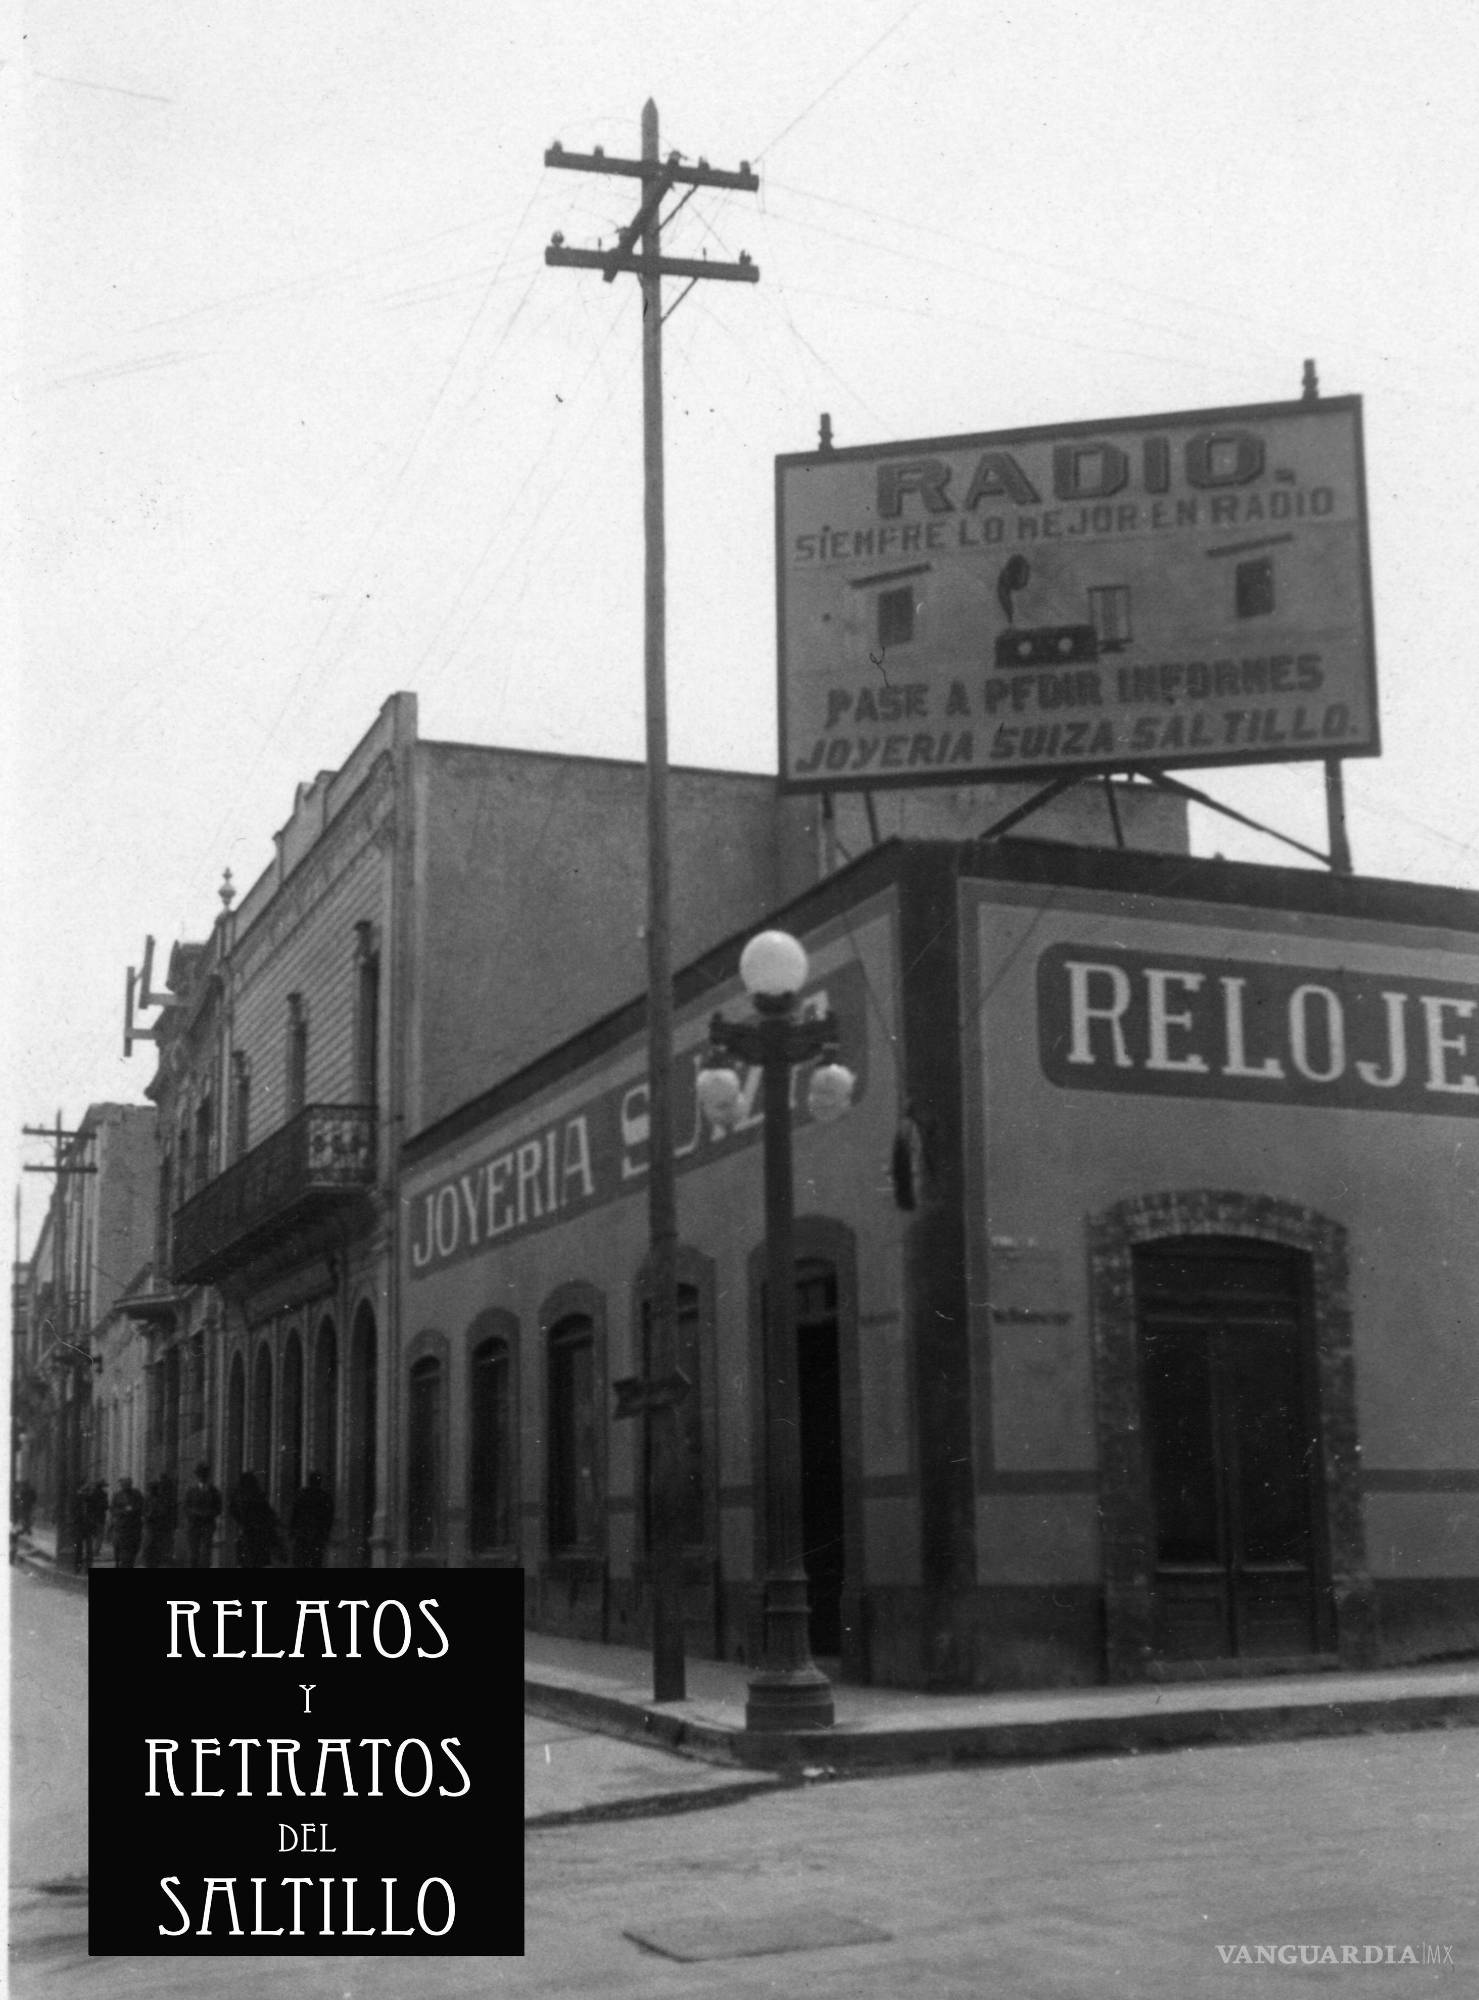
left=400, top=837, right=1479, bottom=1687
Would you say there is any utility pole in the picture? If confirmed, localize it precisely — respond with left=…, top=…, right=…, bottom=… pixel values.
left=546, top=105, right=759, bottom=1703
left=23, top=1114, right=97, bottom=1568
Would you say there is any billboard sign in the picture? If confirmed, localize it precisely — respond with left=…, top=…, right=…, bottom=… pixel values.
left=776, top=396, right=1377, bottom=791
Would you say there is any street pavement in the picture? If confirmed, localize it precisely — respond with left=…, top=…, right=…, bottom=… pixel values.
left=10, top=1551, right=1477, bottom=1996
left=521, top=1728, right=1477, bottom=1997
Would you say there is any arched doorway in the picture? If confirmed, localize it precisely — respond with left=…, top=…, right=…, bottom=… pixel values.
left=250, top=1346, right=273, bottom=1490
left=795, top=1258, right=845, bottom=1657
left=749, top=1212, right=864, bottom=1672
left=347, top=1304, right=378, bottom=1563
left=225, top=1352, right=246, bottom=1496
left=312, top=1316, right=338, bottom=1496
left=280, top=1333, right=304, bottom=1508
left=1135, top=1236, right=1327, bottom=1662
left=162, top=1345, right=182, bottom=1489
left=1090, top=1190, right=1372, bottom=1678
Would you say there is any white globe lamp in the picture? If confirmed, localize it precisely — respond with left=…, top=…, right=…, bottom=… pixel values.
left=695, top=1059, right=745, bottom=1133
left=739, top=929, right=808, bottom=1000
left=806, top=1059, right=855, bottom=1125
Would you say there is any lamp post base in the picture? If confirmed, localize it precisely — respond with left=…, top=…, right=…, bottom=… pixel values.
left=744, top=1665, right=835, bottom=1734
left=746, top=1569, right=836, bottom=1731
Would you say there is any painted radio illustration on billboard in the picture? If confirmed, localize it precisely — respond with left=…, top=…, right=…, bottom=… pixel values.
left=775, top=397, right=1378, bottom=791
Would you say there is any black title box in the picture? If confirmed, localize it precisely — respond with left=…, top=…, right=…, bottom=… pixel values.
left=89, top=1571, right=523, bottom=1957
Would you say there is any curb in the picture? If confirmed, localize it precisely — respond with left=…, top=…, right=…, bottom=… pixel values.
left=526, top=1775, right=789, bottom=1832
left=12, top=1547, right=89, bottom=1593
left=525, top=1682, right=747, bottom=1769
left=526, top=1676, right=1479, bottom=1776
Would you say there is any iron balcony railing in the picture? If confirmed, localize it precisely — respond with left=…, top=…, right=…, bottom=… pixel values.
left=171, top=1103, right=375, bottom=1285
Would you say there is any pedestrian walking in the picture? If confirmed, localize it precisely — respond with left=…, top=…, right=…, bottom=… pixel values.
left=289, top=1471, right=334, bottom=1567
left=109, top=1478, right=145, bottom=1569
left=142, top=1478, right=175, bottom=1567
left=182, top=1462, right=223, bottom=1567
left=230, top=1471, right=285, bottom=1568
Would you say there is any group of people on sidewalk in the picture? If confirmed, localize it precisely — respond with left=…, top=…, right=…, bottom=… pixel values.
left=34, top=1462, right=337, bottom=1570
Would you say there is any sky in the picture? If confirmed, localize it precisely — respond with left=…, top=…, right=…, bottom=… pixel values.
left=9, top=0, right=1479, bottom=1254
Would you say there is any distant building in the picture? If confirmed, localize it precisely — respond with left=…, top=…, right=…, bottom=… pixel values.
left=12, top=1102, right=157, bottom=1554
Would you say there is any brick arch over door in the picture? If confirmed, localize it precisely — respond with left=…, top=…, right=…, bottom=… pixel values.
left=1088, top=1189, right=1375, bottom=1681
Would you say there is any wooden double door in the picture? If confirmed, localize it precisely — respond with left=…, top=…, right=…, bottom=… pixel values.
left=1136, top=1239, right=1332, bottom=1662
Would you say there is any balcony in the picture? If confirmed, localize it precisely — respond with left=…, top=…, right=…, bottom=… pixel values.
left=171, top=1104, right=376, bottom=1285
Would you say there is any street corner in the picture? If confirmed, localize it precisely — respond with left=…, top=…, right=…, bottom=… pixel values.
left=524, top=1713, right=786, bottom=1827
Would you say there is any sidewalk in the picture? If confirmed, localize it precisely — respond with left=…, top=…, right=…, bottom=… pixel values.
left=525, top=1627, right=1479, bottom=1779
left=11, top=1522, right=89, bottom=1588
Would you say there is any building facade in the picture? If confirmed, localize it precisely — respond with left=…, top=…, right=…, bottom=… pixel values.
left=138, top=693, right=822, bottom=1562
left=399, top=837, right=1479, bottom=1688
left=12, top=1102, right=157, bottom=1553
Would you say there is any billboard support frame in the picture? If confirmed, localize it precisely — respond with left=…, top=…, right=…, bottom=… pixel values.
left=974, top=764, right=1345, bottom=871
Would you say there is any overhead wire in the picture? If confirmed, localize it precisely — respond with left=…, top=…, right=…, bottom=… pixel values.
left=20, top=203, right=550, bottom=390
left=760, top=177, right=1478, bottom=399
left=695, top=197, right=894, bottom=430
left=421, top=290, right=638, bottom=704
left=758, top=204, right=1294, bottom=362
left=756, top=0, right=931, bottom=161
left=196, top=176, right=553, bottom=869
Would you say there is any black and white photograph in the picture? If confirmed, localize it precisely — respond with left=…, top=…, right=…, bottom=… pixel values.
left=8, top=3, right=1479, bottom=1992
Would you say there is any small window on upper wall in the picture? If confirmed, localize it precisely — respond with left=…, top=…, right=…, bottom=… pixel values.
left=354, top=924, right=380, bottom=1111
left=231, top=1051, right=252, bottom=1160
left=286, top=994, right=308, bottom=1117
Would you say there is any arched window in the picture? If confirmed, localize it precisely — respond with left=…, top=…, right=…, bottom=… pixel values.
left=547, top=1315, right=598, bottom=1553
left=469, top=1319, right=517, bottom=1554
left=347, top=1305, right=377, bottom=1562
left=406, top=1354, right=444, bottom=1558
left=639, top=1282, right=704, bottom=1551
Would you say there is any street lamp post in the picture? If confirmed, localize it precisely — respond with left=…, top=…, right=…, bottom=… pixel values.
left=697, top=930, right=855, bottom=1733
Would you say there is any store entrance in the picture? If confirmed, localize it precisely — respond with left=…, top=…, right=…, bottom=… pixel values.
left=1136, top=1238, right=1329, bottom=1662
left=795, top=1259, right=845, bottom=1657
